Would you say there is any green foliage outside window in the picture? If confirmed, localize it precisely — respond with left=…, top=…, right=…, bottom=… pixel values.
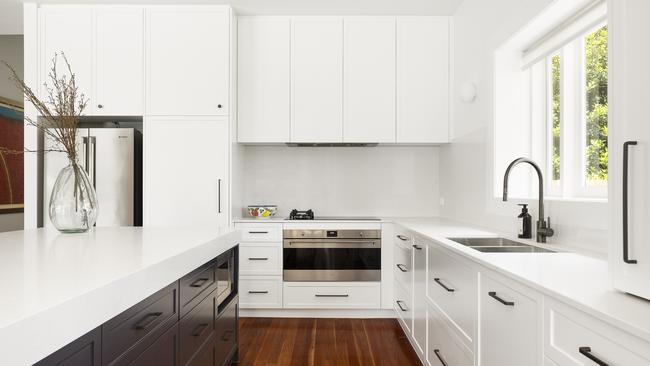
left=551, top=54, right=561, bottom=181
left=585, top=26, right=608, bottom=183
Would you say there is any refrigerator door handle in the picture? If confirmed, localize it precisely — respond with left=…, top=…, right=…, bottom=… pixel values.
left=82, top=136, right=89, bottom=173
left=89, top=136, right=97, bottom=188
left=218, top=178, right=222, bottom=213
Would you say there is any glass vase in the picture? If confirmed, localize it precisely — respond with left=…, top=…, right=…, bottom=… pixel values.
left=49, top=162, right=99, bottom=233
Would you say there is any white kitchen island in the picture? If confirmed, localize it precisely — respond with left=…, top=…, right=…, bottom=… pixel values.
left=0, top=226, right=240, bottom=365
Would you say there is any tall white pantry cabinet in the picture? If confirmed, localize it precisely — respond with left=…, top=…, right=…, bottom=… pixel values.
left=25, top=4, right=236, bottom=229
left=609, top=0, right=650, bottom=300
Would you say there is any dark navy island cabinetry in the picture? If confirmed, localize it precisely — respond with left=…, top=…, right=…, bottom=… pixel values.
left=35, top=246, right=239, bottom=366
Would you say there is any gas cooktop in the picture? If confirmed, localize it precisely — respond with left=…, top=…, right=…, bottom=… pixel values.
left=286, top=209, right=380, bottom=221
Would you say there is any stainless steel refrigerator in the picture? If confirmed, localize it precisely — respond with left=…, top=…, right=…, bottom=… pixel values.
left=43, top=127, right=143, bottom=228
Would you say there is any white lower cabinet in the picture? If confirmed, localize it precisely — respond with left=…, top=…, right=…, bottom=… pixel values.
left=412, top=237, right=427, bottom=355
left=544, top=298, right=650, bottom=366
left=283, top=282, right=380, bottom=309
left=394, top=280, right=413, bottom=334
left=427, top=304, right=473, bottom=366
left=240, top=276, right=283, bottom=308
left=479, top=272, right=541, bottom=366
left=239, top=243, right=282, bottom=276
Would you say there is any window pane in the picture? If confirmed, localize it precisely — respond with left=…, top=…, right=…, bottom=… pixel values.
left=584, top=25, right=608, bottom=186
left=551, top=54, right=561, bottom=183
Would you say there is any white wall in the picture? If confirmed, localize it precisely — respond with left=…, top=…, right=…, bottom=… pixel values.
left=240, top=145, right=439, bottom=217
left=440, top=0, right=609, bottom=255
left=0, top=35, right=24, bottom=233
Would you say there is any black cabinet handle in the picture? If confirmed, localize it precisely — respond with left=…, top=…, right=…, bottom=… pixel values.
left=97, top=104, right=103, bottom=109
left=623, top=141, right=638, bottom=264
left=396, top=264, right=408, bottom=272
left=249, top=231, right=269, bottom=234
left=396, top=235, right=409, bottom=241
left=248, top=257, right=269, bottom=261
left=579, top=347, right=610, bottom=366
left=488, top=291, right=514, bottom=306
left=248, top=290, right=269, bottom=294
left=221, top=330, right=234, bottom=342
left=190, top=278, right=210, bottom=288
left=396, top=300, right=408, bottom=312
left=133, top=312, right=163, bottom=330
left=412, top=244, right=423, bottom=250
left=434, top=278, right=455, bottom=292
left=217, top=179, right=222, bottom=213
left=191, top=323, right=209, bottom=337
left=434, top=349, right=449, bottom=366
left=315, top=294, right=349, bottom=298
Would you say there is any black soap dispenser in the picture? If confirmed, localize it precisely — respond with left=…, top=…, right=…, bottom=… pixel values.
left=518, top=204, right=532, bottom=239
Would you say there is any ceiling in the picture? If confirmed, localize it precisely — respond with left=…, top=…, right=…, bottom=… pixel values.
left=1, top=0, right=464, bottom=34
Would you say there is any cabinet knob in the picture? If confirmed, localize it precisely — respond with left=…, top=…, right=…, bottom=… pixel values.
left=217, top=104, right=222, bottom=109
left=97, top=104, right=103, bottom=109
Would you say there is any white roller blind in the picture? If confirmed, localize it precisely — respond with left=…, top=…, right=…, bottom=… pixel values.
left=522, top=0, right=606, bottom=69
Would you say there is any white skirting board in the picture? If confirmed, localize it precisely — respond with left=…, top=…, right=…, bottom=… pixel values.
left=239, top=309, right=396, bottom=319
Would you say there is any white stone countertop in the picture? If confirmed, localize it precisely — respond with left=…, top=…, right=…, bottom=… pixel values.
left=0, top=226, right=239, bottom=366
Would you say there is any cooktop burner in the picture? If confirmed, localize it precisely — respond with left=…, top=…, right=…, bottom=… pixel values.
left=286, top=209, right=381, bottom=221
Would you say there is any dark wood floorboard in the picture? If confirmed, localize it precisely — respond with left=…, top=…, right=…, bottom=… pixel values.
left=235, top=318, right=422, bottom=366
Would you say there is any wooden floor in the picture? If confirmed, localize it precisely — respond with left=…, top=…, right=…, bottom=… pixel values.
left=235, top=318, right=422, bottom=366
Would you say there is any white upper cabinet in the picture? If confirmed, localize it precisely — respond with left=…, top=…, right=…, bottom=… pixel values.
left=396, top=17, right=449, bottom=143
left=94, top=7, right=143, bottom=115
left=145, top=118, right=229, bottom=228
left=343, top=17, right=396, bottom=143
left=609, top=0, right=650, bottom=300
left=39, top=6, right=93, bottom=105
left=238, top=17, right=291, bottom=143
left=291, top=17, right=343, bottom=142
left=146, top=6, right=230, bottom=116
left=39, top=6, right=143, bottom=116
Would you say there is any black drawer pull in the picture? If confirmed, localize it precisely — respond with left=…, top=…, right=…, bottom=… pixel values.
left=248, top=290, right=269, bottom=294
left=434, top=278, right=455, bottom=292
left=396, top=300, right=408, bottom=312
left=579, top=347, right=610, bottom=366
left=396, top=264, right=408, bottom=272
left=488, top=291, right=514, bottom=306
left=190, top=278, right=210, bottom=288
left=623, top=141, right=638, bottom=264
left=315, top=294, right=349, bottom=298
left=191, top=323, right=210, bottom=337
left=248, top=257, right=269, bottom=261
left=434, top=349, right=449, bottom=366
left=133, top=312, right=163, bottom=330
left=396, top=234, right=409, bottom=241
left=221, top=330, right=234, bottom=342
left=412, top=244, right=423, bottom=250
left=248, top=231, right=268, bottom=234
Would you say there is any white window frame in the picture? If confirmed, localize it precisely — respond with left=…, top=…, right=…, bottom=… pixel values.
left=531, top=19, right=607, bottom=200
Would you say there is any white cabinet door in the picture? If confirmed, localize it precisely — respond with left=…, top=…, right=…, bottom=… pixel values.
left=412, top=238, right=426, bottom=355
left=343, top=17, right=396, bottom=143
left=39, top=6, right=93, bottom=101
left=238, top=17, right=291, bottom=143
left=291, top=17, right=343, bottom=142
left=396, top=17, right=449, bottom=143
left=609, top=0, right=650, bottom=301
left=146, top=6, right=229, bottom=116
left=145, top=118, right=229, bottom=228
left=480, top=273, right=541, bottom=366
left=94, top=7, right=143, bottom=116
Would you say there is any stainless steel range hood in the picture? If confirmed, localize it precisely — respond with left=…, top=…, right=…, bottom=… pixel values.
left=285, top=142, right=378, bottom=147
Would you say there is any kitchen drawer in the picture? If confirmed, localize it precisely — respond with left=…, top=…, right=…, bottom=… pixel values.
left=239, top=243, right=282, bottom=276
left=427, top=304, right=474, bottom=366
left=236, top=223, right=283, bottom=242
left=394, top=239, right=412, bottom=290
left=427, top=243, right=477, bottom=345
left=121, top=323, right=180, bottom=366
left=239, top=276, right=283, bottom=308
left=215, top=297, right=238, bottom=366
left=180, top=292, right=215, bottom=366
left=186, top=339, right=215, bottom=366
left=103, top=282, right=179, bottom=365
left=393, top=280, right=413, bottom=334
left=283, top=282, right=380, bottom=309
left=180, top=258, right=218, bottom=317
left=545, top=298, right=650, bottom=366
left=394, top=228, right=413, bottom=247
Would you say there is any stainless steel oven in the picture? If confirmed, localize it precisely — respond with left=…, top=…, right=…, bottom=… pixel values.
left=283, top=229, right=381, bottom=281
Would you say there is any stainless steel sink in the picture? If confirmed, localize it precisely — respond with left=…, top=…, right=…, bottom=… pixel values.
left=447, top=237, right=556, bottom=253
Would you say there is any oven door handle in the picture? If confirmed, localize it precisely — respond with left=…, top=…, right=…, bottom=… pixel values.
left=283, top=241, right=380, bottom=249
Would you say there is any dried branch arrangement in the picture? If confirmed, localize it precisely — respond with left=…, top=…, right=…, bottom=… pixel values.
left=2, top=52, right=88, bottom=161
